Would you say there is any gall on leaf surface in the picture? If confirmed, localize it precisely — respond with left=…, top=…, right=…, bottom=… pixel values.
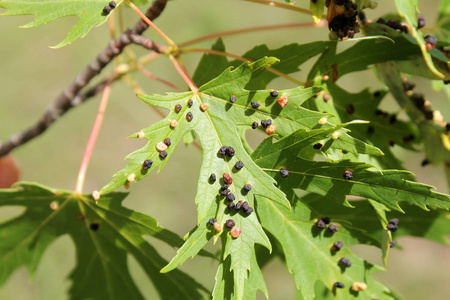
left=256, top=191, right=396, bottom=300
left=0, top=0, right=124, bottom=48
left=192, top=39, right=383, bottom=157
left=0, top=182, right=209, bottom=300
left=312, top=79, right=419, bottom=169
left=304, top=192, right=450, bottom=246
left=252, top=126, right=450, bottom=211
left=100, top=55, right=387, bottom=298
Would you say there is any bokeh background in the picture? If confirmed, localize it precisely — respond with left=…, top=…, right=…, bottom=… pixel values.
left=0, top=0, right=449, bottom=299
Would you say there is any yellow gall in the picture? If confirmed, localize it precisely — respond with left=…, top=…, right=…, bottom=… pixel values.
left=318, top=117, right=328, bottom=125
left=92, top=190, right=100, bottom=201
left=351, top=282, right=367, bottom=292
left=170, top=119, right=178, bottom=128
left=156, top=141, right=168, bottom=152
left=213, top=222, right=222, bottom=232
left=331, top=131, right=340, bottom=140
left=230, top=226, right=241, bottom=238
left=138, top=131, right=145, bottom=139
left=277, top=95, right=288, bottom=108
left=266, top=125, right=276, bottom=135
left=433, top=110, right=444, bottom=123
left=127, top=173, right=136, bottom=182
left=200, top=103, right=208, bottom=111
left=50, top=201, right=59, bottom=210
left=323, top=75, right=329, bottom=81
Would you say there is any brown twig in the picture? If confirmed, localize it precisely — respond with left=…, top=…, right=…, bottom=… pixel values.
left=0, top=0, right=168, bottom=157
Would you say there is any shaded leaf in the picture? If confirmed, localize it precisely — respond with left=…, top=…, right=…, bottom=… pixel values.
left=303, top=193, right=450, bottom=246
left=257, top=191, right=394, bottom=300
left=376, top=62, right=450, bottom=165
left=307, top=28, right=449, bottom=83
left=252, top=127, right=450, bottom=211
left=0, top=182, right=208, bottom=300
left=312, top=79, right=419, bottom=169
left=192, top=38, right=229, bottom=87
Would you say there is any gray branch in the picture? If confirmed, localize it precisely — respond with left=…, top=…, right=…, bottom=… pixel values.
left=0, top=0, right=168, bottom=157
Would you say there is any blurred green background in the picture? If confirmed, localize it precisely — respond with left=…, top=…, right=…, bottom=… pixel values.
left=0, top=0, right=449, bottom=299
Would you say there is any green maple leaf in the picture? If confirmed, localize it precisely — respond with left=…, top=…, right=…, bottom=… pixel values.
left=256, top=190, right=395, bottom=300
left=100, top=56, right=388, bottom=298
left=313, top=79, right=419, bottom=169
left=304, top=193, right=450, bottom=245
left=252, top=126, right=450, bottom=211
left=0, top=182, right=209, bottom=300
left=0, top=0, right=123, bottom=48
left=102, top=57, right=306, bottom=299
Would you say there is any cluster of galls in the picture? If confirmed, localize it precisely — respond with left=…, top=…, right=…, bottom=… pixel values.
left=401, top=78, right=450, bottom=164
left=326, top=0, right=360, bottom=40
left=373, top=103, right=417, bottom=147
left=138, top=97, right=204, bottom=177
left=252, top=119, right=276, bottom=135
left=387, top=218, right=399, bottom=249
left=209, top=218, right=241, bottom=238
left=315, top=216, right=339, bottom=233
left=313, top=215, right=367, bottom=291
left=377, top=15, right=438, bottom=51
left=334, top=281, right=367, bottom=293
left=218, top=145, right=235, bottom=158
left=386, top=218, right=399, bottom=232
left=102, top=1, right=116, bottom=14
left=212, top=171, right=254, bottom=216
left=376, top=18, right=408, bottom=33
left=405, top=80, right=449, bottom=132
left=207, top=143, right=255, bottom=238
left=246, top=90, right=288, bottom=135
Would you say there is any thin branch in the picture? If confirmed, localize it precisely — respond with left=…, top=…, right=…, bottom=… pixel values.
left=243, top=0, right=313, bottom=15
left=129, top=34, right=167, bottom=53
left=125, top=0, right=176, bottom=47
left=75, top=75, right=115, bottom=194
left=137, top=64, right=181, bottom=91
left=168, top=55, right=198, bottom=92
left=0, top=0, right=168, bottom=157
left=178, top=21, right=325, bottom=47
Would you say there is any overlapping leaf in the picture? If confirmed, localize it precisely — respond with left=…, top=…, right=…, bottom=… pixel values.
left=307, top=28, right=449, bottom=82
left=312, top=80, right=419, bottom=169
left=303, top=193, right=450, bottom=246
left=256, top=191, right=395, bottom=300
left=252, top=127, right=450, bottom=211
left=0, top=0, right=123, bottom=47
left=191, top=39, right=383, bottom=157
left=394, top=0, right=447, bottom=79
left=103, top=57, right=321, bottom=299
left=0, top=182, right=209, bottom=300
left=376, top=62, right=450, bottom=165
